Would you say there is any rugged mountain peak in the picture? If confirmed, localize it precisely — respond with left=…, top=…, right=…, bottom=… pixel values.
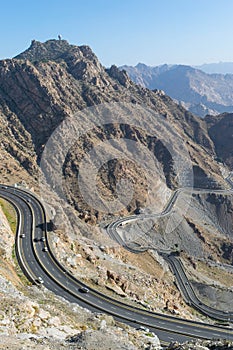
left=15, top=39, right=72, bottom=62
left=14, top=39, right=100, bottom=69
left=135, top=62, right=148, bottom=69
left=106, top=65, right=131, bottom=87
left=14, top=39, right=105, bottom=83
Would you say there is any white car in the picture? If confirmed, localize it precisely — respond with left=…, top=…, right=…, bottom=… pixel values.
left=36, top=277, right=44, bottom=284
left=137, top=326, right=150, bottom=332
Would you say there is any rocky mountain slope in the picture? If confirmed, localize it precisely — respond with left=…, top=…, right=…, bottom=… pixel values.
left=120, top=63, right=233, bottom=117
left=205, top=113, right=233, bottom=169
left=0, top=39, right=233, bottom=348
left=0, top=204, right=163, bottom=350
left=0, top=40, right=225, bottom=181
left=0, top=39, right=229, bottom=223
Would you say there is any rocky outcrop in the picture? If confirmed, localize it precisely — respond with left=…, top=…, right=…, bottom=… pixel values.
left=205, top=113, right=233, bottom=169
left=0, top=206, right=14, bottom=260
left=167, top=339, right=233, bottom=349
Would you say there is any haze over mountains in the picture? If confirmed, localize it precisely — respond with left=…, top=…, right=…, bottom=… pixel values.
left=120, top=63, right=233, bottom=117
left=196, top=62, right=233, bottom=74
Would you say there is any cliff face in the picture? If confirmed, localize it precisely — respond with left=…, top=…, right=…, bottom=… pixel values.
left=0, top=39, right=227, bottom=220
left=205, top=113, right=233, bottom=169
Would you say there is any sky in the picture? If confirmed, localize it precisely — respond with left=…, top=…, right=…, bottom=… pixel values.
left=1, top=0, right=233, bottom=67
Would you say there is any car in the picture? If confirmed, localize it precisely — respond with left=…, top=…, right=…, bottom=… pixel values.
left=20, top=233, right=25, bottom=238
left=36, top=277, right=44, bottom=284
left=41, top=237, right=46, bottom=242
left=137, top=326, right=150, bottom=332
left=79, top=287, right=89, bottom=293
left=43, top=246, right=48, bottom=252
left=1, top=186, right=7, bottom=189
left=26, top=198, right=31, bottom=203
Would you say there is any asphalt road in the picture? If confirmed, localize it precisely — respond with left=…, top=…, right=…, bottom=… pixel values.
left=107, top=179, right=233, bottom=322
left=1, top=185, right=233, bottom=345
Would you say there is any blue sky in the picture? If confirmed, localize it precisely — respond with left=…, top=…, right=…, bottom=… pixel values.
left=1, top=0, right=233, bottom=67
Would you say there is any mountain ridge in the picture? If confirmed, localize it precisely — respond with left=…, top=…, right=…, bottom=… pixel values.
left=195, top=61, right=233, bottom=74
left=0, top=39, right=226, bottom=218
left=0, top=39, right=233, bottom=348
left=120, top=63, right=233, bottom=117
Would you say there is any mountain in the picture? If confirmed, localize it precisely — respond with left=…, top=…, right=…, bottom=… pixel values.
left=0, top=40, right=233, bottom=346
left=120, top=63, right=233, bottom=117
left=205, top=113, right=233, bottom=168
left=196, top=62, right=233, bottom=74
left=0, top=38, right=232, bottom=223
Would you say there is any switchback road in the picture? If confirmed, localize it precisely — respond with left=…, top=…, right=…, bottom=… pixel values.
left=1, top=185, right=233, bottom=345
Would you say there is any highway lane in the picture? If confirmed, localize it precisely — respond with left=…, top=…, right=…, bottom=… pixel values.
left=1, top=186, right=233, bottom=344
left=162, top=253, right=233, bottom=322
left=107, top=179, right=233, bottom=322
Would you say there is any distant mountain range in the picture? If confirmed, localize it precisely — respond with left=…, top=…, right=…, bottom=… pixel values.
left=119, top=63, right=233, bottom=117
left=195, top=62, right=233, bottom=74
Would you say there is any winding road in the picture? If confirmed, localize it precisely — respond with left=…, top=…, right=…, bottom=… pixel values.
left=107, top=174, right=233, bottom=323
left=1, top=183, right=233, bottom=345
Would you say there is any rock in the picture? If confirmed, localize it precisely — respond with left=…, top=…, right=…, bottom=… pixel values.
left=32, top=317, right=42, bottom=328
left=67, top=329, right=137, bottom=350
left=107, top=65, right=131, bottom=87
left=44, top=327, right=68, bottom=339
left=37, top=309, right=50, bottom=320
left=47, top=316, right=60, bottom=327
left=106, top=282, right=127, bottom=297
left=143, top=332, right=161, bottom=349
left=100, top=319, right=106, bottom=329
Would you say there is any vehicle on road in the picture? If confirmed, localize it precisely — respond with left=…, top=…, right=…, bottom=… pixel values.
left=36, top=277, right=44, bottom=284
left=137, top=326, right=150, bottom=332
left=79, top=287, right=89, bottom=293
